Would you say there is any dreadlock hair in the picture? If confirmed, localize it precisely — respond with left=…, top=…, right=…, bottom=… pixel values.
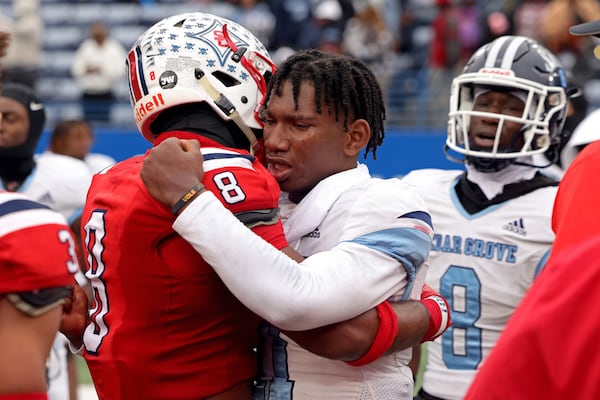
left=264, top=49, right=386, bottom=159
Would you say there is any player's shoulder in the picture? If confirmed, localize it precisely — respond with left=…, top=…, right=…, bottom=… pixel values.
left=201, top=147, right=255, bottom=170
left=353, top=176, right=429, bottom=214
left=202, top=147, right=275, bottom=188
left=402, top=168, right=463, bottom=186
left=35, top=152, right=93, bottom=180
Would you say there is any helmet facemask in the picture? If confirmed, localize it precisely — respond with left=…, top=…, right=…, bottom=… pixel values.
left=445, top=36, right=568, bottom=172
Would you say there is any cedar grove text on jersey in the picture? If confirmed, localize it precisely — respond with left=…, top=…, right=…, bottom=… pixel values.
left=431, top=234, right=517, bottom=263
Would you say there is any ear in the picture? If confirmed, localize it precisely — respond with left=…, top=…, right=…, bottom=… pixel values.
left=344, top=118, right=371, bottom=157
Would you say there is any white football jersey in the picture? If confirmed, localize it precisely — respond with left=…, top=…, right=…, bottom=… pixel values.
left=255, top=164, right=432, bottom=400
left=14, top=153, right=93, bottom=223
left=402, top=169, right=556, bottom=400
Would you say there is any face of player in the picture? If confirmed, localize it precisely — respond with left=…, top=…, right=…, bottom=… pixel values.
left=262, top=80, right=357, bottom=204
left=0, top=97, right=29, bottom=148
left=468, top=90, right=526, bottom=152
left=55, top=124, right=93, bottom=160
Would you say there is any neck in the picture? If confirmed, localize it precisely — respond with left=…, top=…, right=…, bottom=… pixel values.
left=0, top=156, right=34, bottom=189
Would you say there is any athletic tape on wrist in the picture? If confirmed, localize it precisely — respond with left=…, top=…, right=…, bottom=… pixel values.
left=420, top=295, right=451, bottom=343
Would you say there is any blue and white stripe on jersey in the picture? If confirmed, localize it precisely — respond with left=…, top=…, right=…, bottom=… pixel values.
left=351, top=210, right=432, bottom=301
left=201, top=147, right=255, bottom=172
left=0, top=192, right=67, bottom=237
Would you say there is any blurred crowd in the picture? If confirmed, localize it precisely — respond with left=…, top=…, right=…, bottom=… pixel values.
left=2, top=0, right=600, bottom=130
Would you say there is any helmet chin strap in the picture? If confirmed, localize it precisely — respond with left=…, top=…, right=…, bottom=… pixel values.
left=194, top=67, right=259, bottom=155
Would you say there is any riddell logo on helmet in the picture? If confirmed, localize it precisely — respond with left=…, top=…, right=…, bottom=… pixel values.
left=135, top=94, right=165, bottom=122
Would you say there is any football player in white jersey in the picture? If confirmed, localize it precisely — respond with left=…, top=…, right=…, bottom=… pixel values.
left=405, top=35, right=570, bottom=400
left=0, top=83, right=93, bottom=400
left=140, top=49, right=450, bottom=399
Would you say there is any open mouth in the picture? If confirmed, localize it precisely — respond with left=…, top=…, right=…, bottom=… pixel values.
left=267, top=158, right=292, bottom=182
left=471, top=132, right=497, bottom=149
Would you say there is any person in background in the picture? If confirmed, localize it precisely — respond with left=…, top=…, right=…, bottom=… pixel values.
left=0, top=83, right=92, bottom=400
left=427, top=0, right=460, bottom=128
left=0, top=0, right=43, bottom=89
left=464, top=22, right=600, bottom=400
left=140, top=48, right=450, bottom=399
left=47, top=119, right=116, bottom=173
left=0, top=191, right=79, bottom=400
left=71, top=22, right=126, bottom=123
left=408, top=35, right=569, bottom=400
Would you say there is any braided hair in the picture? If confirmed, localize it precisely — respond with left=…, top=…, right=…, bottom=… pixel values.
left=264, top=49, right=386, bottom=159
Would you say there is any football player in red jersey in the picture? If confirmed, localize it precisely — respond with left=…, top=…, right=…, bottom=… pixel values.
left=0, top=192, right=78, bottom=399
left=61, top=13, right=449, bottom=400
left=63, top=13, right=287, bottom=400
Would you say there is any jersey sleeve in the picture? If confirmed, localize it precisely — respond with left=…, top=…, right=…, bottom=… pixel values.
left=203, top=153, right=288, bottom=250
left=0, top=194, right=78, bottom=294
left=173, top=187, right=432, bottom=331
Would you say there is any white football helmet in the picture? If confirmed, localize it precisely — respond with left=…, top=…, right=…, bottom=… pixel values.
left=127, top=12, right=276, bottom=144
left=446, top=35, right=568, bottom=170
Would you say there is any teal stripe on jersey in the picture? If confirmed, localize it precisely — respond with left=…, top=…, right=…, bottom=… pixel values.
left=351, top=227, right=432, bottom=300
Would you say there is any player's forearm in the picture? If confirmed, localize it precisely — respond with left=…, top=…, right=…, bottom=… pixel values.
left=284, top=309, right=379, bottom=360
left=387, top=300, right=429, bottom=353
left=286, top=300, right=429, bottom=362
left=173, top=192, right=403, bottom=331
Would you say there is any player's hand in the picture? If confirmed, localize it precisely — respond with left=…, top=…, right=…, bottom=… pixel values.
left=60, top=282, right=89, bottom=350
left=419, top=283, right=451, bottom=342
left=141, top=137, right=205, bottom=209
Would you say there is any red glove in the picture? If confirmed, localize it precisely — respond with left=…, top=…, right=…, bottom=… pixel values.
left=420, top=283, right=451, bottom=343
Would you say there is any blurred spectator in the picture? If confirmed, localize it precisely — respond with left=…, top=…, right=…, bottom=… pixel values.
left=541, top=0, right=600, bottom=72
left=47, top=119, right=116, bottom=173
left=342, top=0, right=394, bottom=65
left=512, top=0, right=547, bottom=43
left=455, top=0, right=483, bottom=64
left=479, top=0, right=520, bottom=44
left=427, top=0, right=460, bottom=128
left=298, top=0, right=347, bottom=53
left=268, top=0, right=313, bottom=51
left=0, top=0, right=43, bottom=89
left=71, top=22, right=126, bottom=123
left=229, top=0, right=275, bottom=49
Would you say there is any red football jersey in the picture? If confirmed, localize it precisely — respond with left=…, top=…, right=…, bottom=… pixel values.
left=551, top=140, right=600, bottom=256
left=0, top=192, right=77, bottom=294
left=81, top=133, right=287, bottom=399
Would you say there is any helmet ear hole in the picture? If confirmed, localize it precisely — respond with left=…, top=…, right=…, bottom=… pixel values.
left=212, top=71, right=241, bottom=88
